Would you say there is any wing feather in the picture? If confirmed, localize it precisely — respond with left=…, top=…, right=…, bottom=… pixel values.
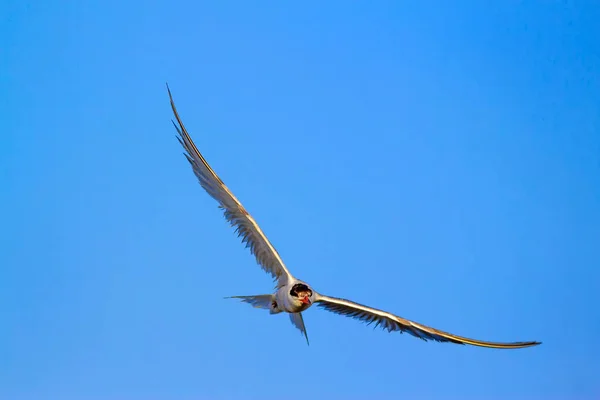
left=315, top=294, right=541, bottom=349
left=167, top=84, right=293, bottom=287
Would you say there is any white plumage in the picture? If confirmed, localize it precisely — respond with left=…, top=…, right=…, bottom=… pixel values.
left=167, top=84, right=541, bottom=350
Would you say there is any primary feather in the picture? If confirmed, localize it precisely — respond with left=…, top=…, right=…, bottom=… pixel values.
left=315, top=294, right=541, bottom=349
left=167, top=84, right=293, bottom=288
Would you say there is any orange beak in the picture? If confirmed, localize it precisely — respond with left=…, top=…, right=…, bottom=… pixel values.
left=301, top=297, right=311, bottom=305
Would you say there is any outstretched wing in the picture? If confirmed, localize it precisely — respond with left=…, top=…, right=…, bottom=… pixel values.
left=289, top=312, right=309, bottom=345
left=167, top=84, right=293, bottom=287
left=315, top=294, right=541, bottom=349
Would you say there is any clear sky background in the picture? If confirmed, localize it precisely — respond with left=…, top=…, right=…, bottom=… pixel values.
left=2, top=1, right=599, bottom=399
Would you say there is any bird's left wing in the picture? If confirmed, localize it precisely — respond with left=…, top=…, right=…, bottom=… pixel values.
left=314, top=294, right=541, bottom=349
left=167, top=84, right=294, bottom=288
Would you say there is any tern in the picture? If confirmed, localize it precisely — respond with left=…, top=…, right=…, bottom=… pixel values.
left=167, top=84, right=541, bottom=349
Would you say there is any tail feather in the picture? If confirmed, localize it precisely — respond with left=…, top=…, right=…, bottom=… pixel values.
left=290, top=312, right=309, bottom=346
left=225, top=295, right=273, bottom=310
left=226, top=295, right=310, bottom=345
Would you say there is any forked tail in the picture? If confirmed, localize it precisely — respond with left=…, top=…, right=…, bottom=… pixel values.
left=225, top=295, right=309, bottom=344
left=225, top=295, right=275, bottom=312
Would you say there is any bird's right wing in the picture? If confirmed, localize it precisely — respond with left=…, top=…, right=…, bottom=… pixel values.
left=314, top=294, right=541, bottom=349
left=167, top=84, right=294, bottom=287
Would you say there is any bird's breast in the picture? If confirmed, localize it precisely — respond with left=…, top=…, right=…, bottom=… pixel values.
left=276, top=288, right=312, bottom=313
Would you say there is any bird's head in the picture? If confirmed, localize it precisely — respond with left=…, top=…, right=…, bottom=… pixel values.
left=290, top=283, right=313, bottom=306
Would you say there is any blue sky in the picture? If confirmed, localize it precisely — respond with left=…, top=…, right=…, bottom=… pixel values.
left=2, top=1, right=599, bottom=399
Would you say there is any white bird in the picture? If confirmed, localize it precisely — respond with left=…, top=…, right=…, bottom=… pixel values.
left=167, top=84, right=541, bottom=349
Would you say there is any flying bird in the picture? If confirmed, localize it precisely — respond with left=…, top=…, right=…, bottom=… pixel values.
left=166, top=84, right=541, bottom=349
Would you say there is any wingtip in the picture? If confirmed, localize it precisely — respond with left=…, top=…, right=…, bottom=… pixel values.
left=514, top=340, right=542, bottom=348
left=486, top=340, right=542, bottom=349
left=166, top=82, right=175, bottom=103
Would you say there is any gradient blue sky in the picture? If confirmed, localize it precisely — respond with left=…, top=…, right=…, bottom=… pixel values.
left=2, top=1, right=599, bottom=399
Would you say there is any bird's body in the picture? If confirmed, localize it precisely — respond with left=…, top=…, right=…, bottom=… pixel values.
left=232, top=281, right=315, bottom=314
left=274, top=281, right=314, bottom=313
left=167, top=84, right=541, bottom=349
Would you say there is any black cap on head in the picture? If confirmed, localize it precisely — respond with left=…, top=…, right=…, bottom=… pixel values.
left=290, top=283, right=312, bottom=297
